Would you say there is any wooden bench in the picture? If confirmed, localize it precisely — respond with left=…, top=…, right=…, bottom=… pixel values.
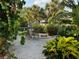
left=31, top=32, right=48, bottom=39
left=38, top=33, right=48, bottom=38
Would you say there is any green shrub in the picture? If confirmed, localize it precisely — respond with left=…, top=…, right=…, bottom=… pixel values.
left=58, top=25, right=67, bottom=36
left=20, top=36, right=25, bottom=45
left=69, top=25, right=79, bottom=36
left=61, top=19, right=72, bottom=24
left=57, top=25, right=70, bottom=36
left=58, top=25, right=79, bottom=37
left=32, top=24, right=46, bottom=33
left=71, top=29, right=79, bottom=41
left=46, top=24, right=58, bottom=36
left=43, top=36, right=79, bottom=59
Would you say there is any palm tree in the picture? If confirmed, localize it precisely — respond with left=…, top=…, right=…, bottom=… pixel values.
left=45, top=0, right=66, bottom=24
left=21, top=5, right=46, bottom=38
left=62, top=0, right=79, bottom=26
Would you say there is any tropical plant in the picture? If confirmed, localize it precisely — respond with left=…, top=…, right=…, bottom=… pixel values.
left=32, top=24, right=46, bottom=33
left=25, top=5, right=46, bottom=23
left=58, top=25, right=67, bottom=36
left=45, top=0, right=65, bottom=24
left=62, top=0, right=79, bottom=26
left=0, top=0, right=25, bottom=58
left=57, top=24, right=79, bottom=37
left=46, top=24, right=58, bottom=36
left=43, top=36, right=79, bottom=59
left=45, top=0, right=73, bottom=36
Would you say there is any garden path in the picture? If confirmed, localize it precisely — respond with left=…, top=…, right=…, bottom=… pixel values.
left=14, top=35, right=55, bottom=59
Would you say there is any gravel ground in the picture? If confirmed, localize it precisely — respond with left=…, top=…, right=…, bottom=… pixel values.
left=14, top=35, right=56, bottom=59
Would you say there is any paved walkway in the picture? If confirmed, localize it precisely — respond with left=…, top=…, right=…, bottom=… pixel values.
left=14, top=36, right=55, bottom=59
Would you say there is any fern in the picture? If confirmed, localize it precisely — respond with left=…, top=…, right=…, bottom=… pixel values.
left=43, top=36, right=79, bottom=59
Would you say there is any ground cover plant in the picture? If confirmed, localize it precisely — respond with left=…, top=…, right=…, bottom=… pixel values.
left=43, top=36, right=79, bottom=59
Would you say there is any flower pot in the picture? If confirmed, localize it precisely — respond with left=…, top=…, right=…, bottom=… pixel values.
left=0, top=54, right=4, bottom=59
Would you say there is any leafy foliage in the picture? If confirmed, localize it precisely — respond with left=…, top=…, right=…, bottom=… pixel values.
left=43, top=36, right=79, bottom=59
left=32, top=24, right=46, bottom=33
left=20, top=36, right=25, bottom=45
left=57, top=24, right=79, bottom=37
left=46, top=24, right=58, bottom=36
left=0, top=0, right=25, bottom=58
left=45, top=0, right=65, bottom=24
left=24, top=5, right=46, bottom=22
left=62, top=0, right=79, bottom=26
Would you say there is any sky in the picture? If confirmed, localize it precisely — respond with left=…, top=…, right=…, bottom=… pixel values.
left=24, top=0, right=51, bottom=8
left=24, top=0, right=78, bottom=8
left=24, top=0, right=79, bottom=12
